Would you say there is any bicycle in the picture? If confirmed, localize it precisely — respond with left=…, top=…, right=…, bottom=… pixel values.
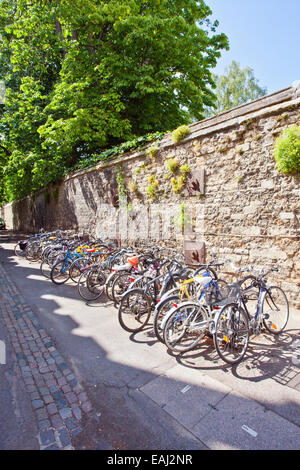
left=76, top=247, right=132, bottom=301
left=50, top=248, right=88, bottom=285
left=153, top=260, right=229, bottom=344
left=161, top=271, right=229, bottom=353
left=213, top=267, right=289, bottom=365
left=117, top=259, right=188, bottom=333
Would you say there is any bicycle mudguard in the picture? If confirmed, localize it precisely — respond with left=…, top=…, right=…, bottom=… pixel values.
left=111, top=263, right=131, bottom=272
left=160, top=301, right=194, bottom=331
left=104, top=265, right=131, bottom=285
left=128, top=274, right=151, bottom=291
left=154, top=287, right=181, bottom=314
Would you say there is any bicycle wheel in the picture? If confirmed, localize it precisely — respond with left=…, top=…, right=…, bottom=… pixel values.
left=213, top=303, right=249, bottom=365
left=41, top=245, right=52, bottom=262
left=36, top=245, right=44, bottom=261
left=69, top=257, right=88, bottom=283
left=14, top=243, right=27, bottom=258
left=77, top=269, right=98, bottom=301
left=262, top=286, right=289, bottom=334
left=46, top=248, right=62, bottom=265
left=153, top=295, right=180, bottom=343
left=40, top=260, right=52, bottom=278
left=239, top=275, right=259, bottom=296
left=112, top=272, right=135, bottom=304
left=239, top=275, right=260, bottom=318
left=163, top=303, right=208, bottom=353
left=25, top=241, right=40, bottom=261
left=50, top=260, right=70, bottom=285
left=86, top=268, right=106, bottom=300
left=118, top=289, right=152, bottom=332
left=105, top=272, right=117, bottom=300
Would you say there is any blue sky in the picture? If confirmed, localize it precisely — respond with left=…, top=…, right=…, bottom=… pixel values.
left=208, top=0, right=300, bottom=94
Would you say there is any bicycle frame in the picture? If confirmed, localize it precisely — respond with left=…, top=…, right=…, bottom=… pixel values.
left=160, top=273, right=219, bottom=332
left=244, top=278, right=269, bottom=331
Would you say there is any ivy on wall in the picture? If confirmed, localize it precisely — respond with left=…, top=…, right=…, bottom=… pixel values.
left=73, top=132, right=165, bottom=172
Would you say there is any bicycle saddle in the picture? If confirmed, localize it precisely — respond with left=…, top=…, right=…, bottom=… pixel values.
left=127, top=256, right=139, bottom=266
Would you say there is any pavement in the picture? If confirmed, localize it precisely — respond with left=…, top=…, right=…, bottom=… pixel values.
left=0, top=231, right=300, bottom=450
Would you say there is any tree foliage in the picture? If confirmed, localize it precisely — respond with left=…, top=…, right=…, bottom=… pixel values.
left=0, top=0, right=228, bottom=203
left=205, top=60, right=267, bottom=117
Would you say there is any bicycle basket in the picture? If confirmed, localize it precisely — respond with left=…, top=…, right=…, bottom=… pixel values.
left=227, top=283, right=242, bottom=301
left=19, top=241, right=28, bottom=250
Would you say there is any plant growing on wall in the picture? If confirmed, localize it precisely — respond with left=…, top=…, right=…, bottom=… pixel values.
left=116, top=165, right=127, bottom=201
left=128, top=179, right=142, bottom=198
left=274, top=126, right=300, bottom=174
left=180, top=163, right=191, bottom=177
left=170, top=175, right=186, bottom=194
left=146, top=144, right=159, bottom=160
left=146, top=174, right=159, bottom=200
left=165, top=157, right=180, bottom=174
left=169, top=163, right=190, bottom=194
left=128, top=180, right=138, bottom=193
left=172, top=125, right=191, bottom=143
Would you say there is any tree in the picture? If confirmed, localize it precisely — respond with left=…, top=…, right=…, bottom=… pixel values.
left=0, top=0, right=229, bottom=203
left=205, top=60, right=267, bottom=117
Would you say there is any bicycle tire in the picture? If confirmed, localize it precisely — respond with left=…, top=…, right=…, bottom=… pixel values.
left=69, top=257, right=88, bottom=283
left=25, top=241, right=40, bottom=261
left=14, top=243, right=27, bottom=258
left=118, top=288, right=152, bottom=333
left=112, top=272, right=135, bottom=304
left=204, top=279, right=229, bottom=305
left=40, top=260, right=52, bottom=278
left=105, top=272, right=117, bottom=300
left=213, top=303, right=249, bottom=365
left=86, top=268, right=106, bottom=300
left=163, top=302, right=208, bottom=353
left=50, top=259, right=70, bottom=285
left=194, top=266, right=218, bottom=280
left=153, top=295, right=180, bottom=343
left=262, top=286, right=289, bottom=334
left=77, top=269, right=98, bottom=301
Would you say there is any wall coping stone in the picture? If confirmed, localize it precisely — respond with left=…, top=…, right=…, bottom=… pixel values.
left=2, top=84, right=300, bottom=199
left=64, top=85, right=300, bottom=182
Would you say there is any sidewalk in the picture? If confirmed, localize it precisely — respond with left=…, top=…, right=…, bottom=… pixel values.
left=0, top=259, right=109, bottom=450
left=0, top=312, right=39, bottom=449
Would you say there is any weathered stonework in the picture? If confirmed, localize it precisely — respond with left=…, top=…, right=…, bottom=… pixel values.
left=1, top=85, right=300, bottom=307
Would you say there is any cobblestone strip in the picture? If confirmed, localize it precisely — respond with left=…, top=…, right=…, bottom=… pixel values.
left=0, top=262, right=93, bottom=450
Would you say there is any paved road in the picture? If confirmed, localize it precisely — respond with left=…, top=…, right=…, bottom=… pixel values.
left=1, top=232, right=300, bottom=450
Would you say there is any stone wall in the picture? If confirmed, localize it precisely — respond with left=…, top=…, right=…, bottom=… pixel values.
left=1, top=85, right=300, bottom=307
